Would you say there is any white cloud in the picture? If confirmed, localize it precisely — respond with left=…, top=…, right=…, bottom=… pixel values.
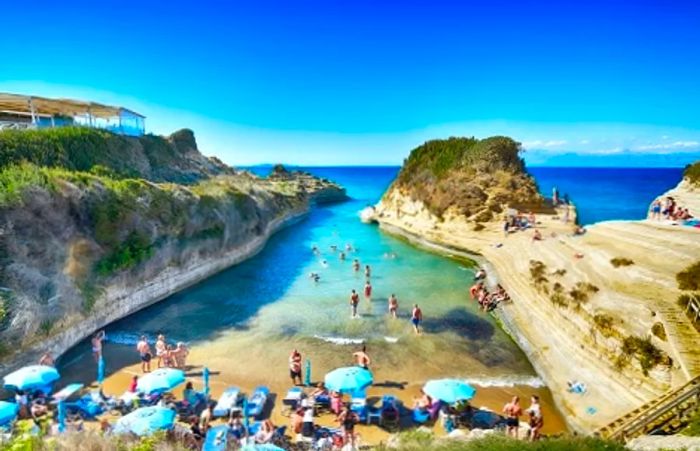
left=635, top=141, right=699, bottom=151
left=522, top=139, right=568, bottom=148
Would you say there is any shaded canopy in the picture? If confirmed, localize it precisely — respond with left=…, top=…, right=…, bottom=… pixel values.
left=0, top=92, right=144, bottom=119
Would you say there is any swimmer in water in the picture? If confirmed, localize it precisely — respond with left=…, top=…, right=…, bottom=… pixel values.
left=339, top=252, right=346, bottom=261
left=364, top=281, right=372, bottom=300
left=352, top=259, right=360, bottom=271
left=321, top=260, right=328, bottom=267
left=345, top=243, right=353, bottom=252
left=388, top=294, right=398, bottom=318
left=364, top=265, right=371, bottom=278
left=311, top=245, right=319, bottom=255
left=330, top=245, right=338, bottom=252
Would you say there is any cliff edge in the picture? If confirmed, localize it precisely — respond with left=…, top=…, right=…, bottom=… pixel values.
left=370, top=137, right=700, bottom=433
left=0, top=127, right=346, bottom=372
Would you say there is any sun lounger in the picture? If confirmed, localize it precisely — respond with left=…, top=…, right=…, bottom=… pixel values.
left=246, top=386, right=269, bottom=419
left=213, top=387, right=241, bottom=417
left=203, top=424, right=229, bottom=451
left=281, top=387, right=304, bottom=416
left=350, top=390, right=368, bottom=422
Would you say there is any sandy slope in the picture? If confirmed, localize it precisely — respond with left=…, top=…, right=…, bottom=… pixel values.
left=371, top=180, right=700, bottom=433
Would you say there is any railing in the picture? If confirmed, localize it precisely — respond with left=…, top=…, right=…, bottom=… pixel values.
left=686, top=296, right=700, bottom=323
left=597, top=376, right=700, bottom=441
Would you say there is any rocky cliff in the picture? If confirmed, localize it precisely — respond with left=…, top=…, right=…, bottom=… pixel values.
left=0, top=127, right=346, bottom=372
left=370, top=137, right=700, bottom=433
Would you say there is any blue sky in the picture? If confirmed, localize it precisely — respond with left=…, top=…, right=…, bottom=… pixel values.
left=1, top=0, right=700, bottom=166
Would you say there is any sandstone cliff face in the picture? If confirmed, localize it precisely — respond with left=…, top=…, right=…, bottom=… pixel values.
left=370, top=141, right=700, bottom=432
left=0, top=129, right=346, bottom=372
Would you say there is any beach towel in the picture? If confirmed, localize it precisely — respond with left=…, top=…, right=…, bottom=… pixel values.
left=213, top=387, right=241, bottom=417
left=247, top=386, right=269, bottom=418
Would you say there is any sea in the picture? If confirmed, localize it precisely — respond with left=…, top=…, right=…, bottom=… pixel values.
left=57, top=166, right=683, bottom=388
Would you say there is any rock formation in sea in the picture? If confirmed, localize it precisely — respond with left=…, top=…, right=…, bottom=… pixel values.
left=0, top=127, right=346, bottom=372
left=369, top=136, right=700, bottom=433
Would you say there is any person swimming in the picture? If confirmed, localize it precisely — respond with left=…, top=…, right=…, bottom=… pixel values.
left=364, top=265, right=371, bottom=278
left=345, top=243, right=353, bottom=252
left=339, top=252, right=346, bottom=261
left=364, top=281, right=372, bottom=300
left=352, top=259, right=360, bottom=271
left=330, top=245, right=338, bottom=252
left=321, top=259, right=328, bottom=267
left=309, top=272, right=321, bottom=282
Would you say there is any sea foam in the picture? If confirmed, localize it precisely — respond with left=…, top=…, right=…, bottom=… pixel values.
left=463, top=375, right=546, bottom=388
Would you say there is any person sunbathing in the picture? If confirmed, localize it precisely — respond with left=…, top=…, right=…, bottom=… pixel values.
left=532, top=229, right=543, bottom=242
left=413, top=391, right=433, bottom=410
left=173, top=342, right=189, bottom=368
left=310, top=382, right=328, bottom=400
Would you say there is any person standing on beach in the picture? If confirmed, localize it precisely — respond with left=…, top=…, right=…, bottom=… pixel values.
left=350, top=289, right=360, bottom=318
left=289, top=349, right=303, bottom=385
left=411, top=304, right=423, bottom=334
left=503, top=396, right=523, bottom=438
left=136, top=336, right=152, bottom=373
left=388, top=294, right=398, bottom=318
left=352, top=345, right=371, bottom=369
left=364, top=281, right=372, bottom=301
left=91, top=330, right=106, bottom=363
left=155, top=334, right=167, bottom=368
left=525, top=395, right=543, bottom=441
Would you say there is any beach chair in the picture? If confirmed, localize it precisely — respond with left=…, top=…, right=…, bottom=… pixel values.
left=246, top=386, right=270, bottom=419
left=213, top=387, right=241, bottom=417
left=202, top=424, right=229, bottom=451
left=281, top=387, right=304, bottom=417
left=380, top=395, right=400, bottom=430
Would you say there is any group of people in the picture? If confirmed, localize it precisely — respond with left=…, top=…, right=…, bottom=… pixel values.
left=649, top=196, right=694, bottom=221
left=503, top=395, right=544, bottom=441
left=469, top=269, right=510, bottom=312
left=135, top=334, right=189, bottom=373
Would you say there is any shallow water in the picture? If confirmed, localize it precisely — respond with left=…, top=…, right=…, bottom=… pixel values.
left=59, top=167, right=539, bottom=386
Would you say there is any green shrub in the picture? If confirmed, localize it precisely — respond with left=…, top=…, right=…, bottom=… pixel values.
left=38, top=319, right=54, bottom=337
left=551, top=268, right=567, bottom=277
left=677, top=261, right=700, bottom=291
left=95, top=231, right=154, bottom=276
left=593, top=313, right=616, bottom=337
left=529, top=260, right=547, bottom=279
left=569, top=282, right=600, bottom=305
left=0, top=162, right=54, bottom=206
left=621, top=335, right=665, bottom=375
left=684, top=161, right=700, bottom=187
left=651, top=322, right=667, bottom=341
left=610, top=257, right=634, bottom=268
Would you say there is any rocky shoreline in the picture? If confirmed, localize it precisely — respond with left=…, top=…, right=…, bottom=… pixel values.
left=367, top=177, right=700, bottom=433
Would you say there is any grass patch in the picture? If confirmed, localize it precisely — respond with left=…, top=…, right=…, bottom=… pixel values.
left=377, top=432, right=627, bottom=451
left=610, top=257, right=634, bottom=268
left=95, top=231, right=154, bottom=276
left=569, top=282, right=600, bottom=306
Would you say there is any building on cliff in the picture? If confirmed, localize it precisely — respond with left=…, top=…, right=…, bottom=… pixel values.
left=0, top=92, right=145, bottom=136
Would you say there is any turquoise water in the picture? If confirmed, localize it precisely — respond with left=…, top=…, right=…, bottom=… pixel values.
left=58, top=167, right=537, bottom=384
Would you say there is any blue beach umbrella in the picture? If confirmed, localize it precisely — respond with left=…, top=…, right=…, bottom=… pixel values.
left=3, top=365, right=60, bottom=391
left=97, top=356, right=105, bottom=385
left=423, top=379, right=476, bottom=404
left=57, top=400, right=66, bottom=433
left=136, top=368, right=185, bottom=394
left=113, top=406, right=176, bottom=436
left=0, top=401, right=18, bottom=426
left=324, top=366, right=373, bottom=394
left=202, top=367, right=210, bottom=397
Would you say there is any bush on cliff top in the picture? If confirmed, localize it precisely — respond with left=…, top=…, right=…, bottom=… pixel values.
left=684, top=161, right=700, bottom=187
left=677, top=260, right=700, bottom=291
left=392, top=136, right=545, bottom=218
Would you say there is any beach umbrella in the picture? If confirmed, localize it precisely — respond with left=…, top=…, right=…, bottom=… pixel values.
left=324, top=366, right=373, bottom=394
left=423, top=379, right=476, bottom=404
left=136, top=368, right=185, bottom=394
left=97, top=356, right=105, bottom=385
left=0, top=401, right=18, bottom=426
left=113, top=406, right=176, bottom=436
left=3, top=365, right=60, bottom=391
left=57, top=400, right=66, bottom=433
left=202, top=367, right=210, bottom=397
